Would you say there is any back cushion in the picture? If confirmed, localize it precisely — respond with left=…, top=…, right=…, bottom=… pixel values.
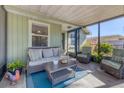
left=53, top=48, right=59, bottom=57
left=28, top=49, right=42, bottom=61
left=82, top=47, right=91, bottom=54
left=113, top=49, right=124, bottom=57
left=112, top=56, right=119, bottom=62
left=43, top=48, right=53, bottom=58
left=112, top=55, right=124, bottom=63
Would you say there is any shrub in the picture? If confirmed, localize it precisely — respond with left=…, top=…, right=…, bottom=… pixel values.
left=99, top=43, right=113, bottom=55
left=92, top=52, right=103, bottom=63
left=92, top=43, right=113, bottom=63
left=94, top=43, right=113, bottom=55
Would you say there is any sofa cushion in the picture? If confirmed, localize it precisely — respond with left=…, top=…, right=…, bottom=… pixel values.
left=82, top=54, right=87, bottom=58
left=29, top=57, right=60, bottom=66
left=112, top=55, right=124, bottom=63
left=82, top=47, right=91, bottom=54
left=29, top=60, right=44, bottom=66
left=77, top=54, right=87, bottom=58
left=43, top=48, right=53, bottom=58
left=53, top=48, right=59, bottom=57
left=113, top=48, right=124, bottom=57
left=102, top=59, right=121, bottom=70
left=44, top=57, right=60, bottom=62
left=28, top=49, right=42, bottom=61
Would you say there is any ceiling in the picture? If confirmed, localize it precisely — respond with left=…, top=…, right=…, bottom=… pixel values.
left=15, top=5, right=124, bottom=26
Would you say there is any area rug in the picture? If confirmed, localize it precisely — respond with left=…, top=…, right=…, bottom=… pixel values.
left=26, top=67, right=89, bottom=88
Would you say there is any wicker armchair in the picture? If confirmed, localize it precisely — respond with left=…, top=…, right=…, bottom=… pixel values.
left=77, top=47, right=91, bottom=64
left=101, top=48, right=124, bottom=79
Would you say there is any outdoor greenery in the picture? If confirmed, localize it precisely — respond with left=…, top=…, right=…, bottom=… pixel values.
left=7, top=60, right=25, bottom=72
left=92, top=43, right=113, bottom=63
left=92, top=52, right=103, bottom=63
left=95, top=43, right=113, bottom=55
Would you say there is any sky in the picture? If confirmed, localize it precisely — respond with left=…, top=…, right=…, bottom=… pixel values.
left=87, top=16, right=124, bottom=38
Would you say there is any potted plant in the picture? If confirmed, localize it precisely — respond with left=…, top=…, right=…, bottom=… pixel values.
left=91, top=52, right=103, bottom=63
left=7, top=60, right=25, bottom=75
left=91, top=43, right=113, bottom=63
left=82, top=27, right=91, bottom=35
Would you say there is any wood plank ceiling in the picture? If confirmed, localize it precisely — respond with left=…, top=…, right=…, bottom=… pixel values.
left=15, top=5, right=124, bottom=26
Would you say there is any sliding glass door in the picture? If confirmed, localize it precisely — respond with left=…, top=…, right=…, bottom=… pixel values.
left=77, top=29, right=86, bottom=53
left=67, top=27, right=85, bottom=56
left=68, top=31, right=76, bottom=53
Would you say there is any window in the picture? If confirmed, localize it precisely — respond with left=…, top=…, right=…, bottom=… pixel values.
left=67, top=28, right=85, bottom=54
left=68, top=31, right=75, bottom=53
left=77, top=29, right=86, bottom=52
left=85, top=24, right=98, bottom=49
left=100, top=17, right=124, bottom=49
left=83, top=16, right=124, bottom=57
left=29, top=20, right=50, bottom=47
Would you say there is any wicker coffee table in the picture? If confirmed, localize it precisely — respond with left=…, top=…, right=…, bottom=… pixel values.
left=45, top=59, right=77, bottom=86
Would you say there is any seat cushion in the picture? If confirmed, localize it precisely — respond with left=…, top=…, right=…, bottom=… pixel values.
left=82, top=47, right=91, bottom=54
left=77, top=54, right=87, bottom=58
left=29, top=57, right=60, bottom=66
left=102, top=59, right=121, bottom=69
left=28, top=49, right=42, bottom=61
left=44, top=57, right=60, bottom=62
left=53, top=48, right=59, bottom=57
left=43, top=48, right=53, bottom=58
left=29, top=60, right=45, bottom=66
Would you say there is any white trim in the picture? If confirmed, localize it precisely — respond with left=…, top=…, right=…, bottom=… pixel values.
left=28, top=20, right=50, bottom=47
left=32, top=34, right=48, bottom=37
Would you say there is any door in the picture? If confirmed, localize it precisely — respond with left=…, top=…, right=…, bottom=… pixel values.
left=62, top=33, right=65, bottom=50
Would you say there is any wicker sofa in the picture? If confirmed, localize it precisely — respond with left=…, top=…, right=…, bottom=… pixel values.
left=101, top=48, right=124, bottom=79
left=27, top=47, right=62, bottom=74
left=77, top=47, right=91, bottom=64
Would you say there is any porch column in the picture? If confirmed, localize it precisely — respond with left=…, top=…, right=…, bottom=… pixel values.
left=98, top=22, right=101, bottom=55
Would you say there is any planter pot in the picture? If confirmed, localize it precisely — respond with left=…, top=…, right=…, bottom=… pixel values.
left=91, top=56, right=96, bottom=62
left=91, top=56, right=101, bottom=63
left=8, top=70, right=15, bottom=75
left=16, top=68, right=23, bottom=75
left=8, top=68, right=22, bottom=75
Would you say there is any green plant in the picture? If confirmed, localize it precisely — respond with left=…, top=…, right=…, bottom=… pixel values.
left=92, top=43, right=113, bottom=63
left=95, top=43, right=113, bottom=55
left=99, top=43, right=113, bottom=55
left=92, top=52, right=103, bottom=63
left=7, top=60, right=25, bottom=72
